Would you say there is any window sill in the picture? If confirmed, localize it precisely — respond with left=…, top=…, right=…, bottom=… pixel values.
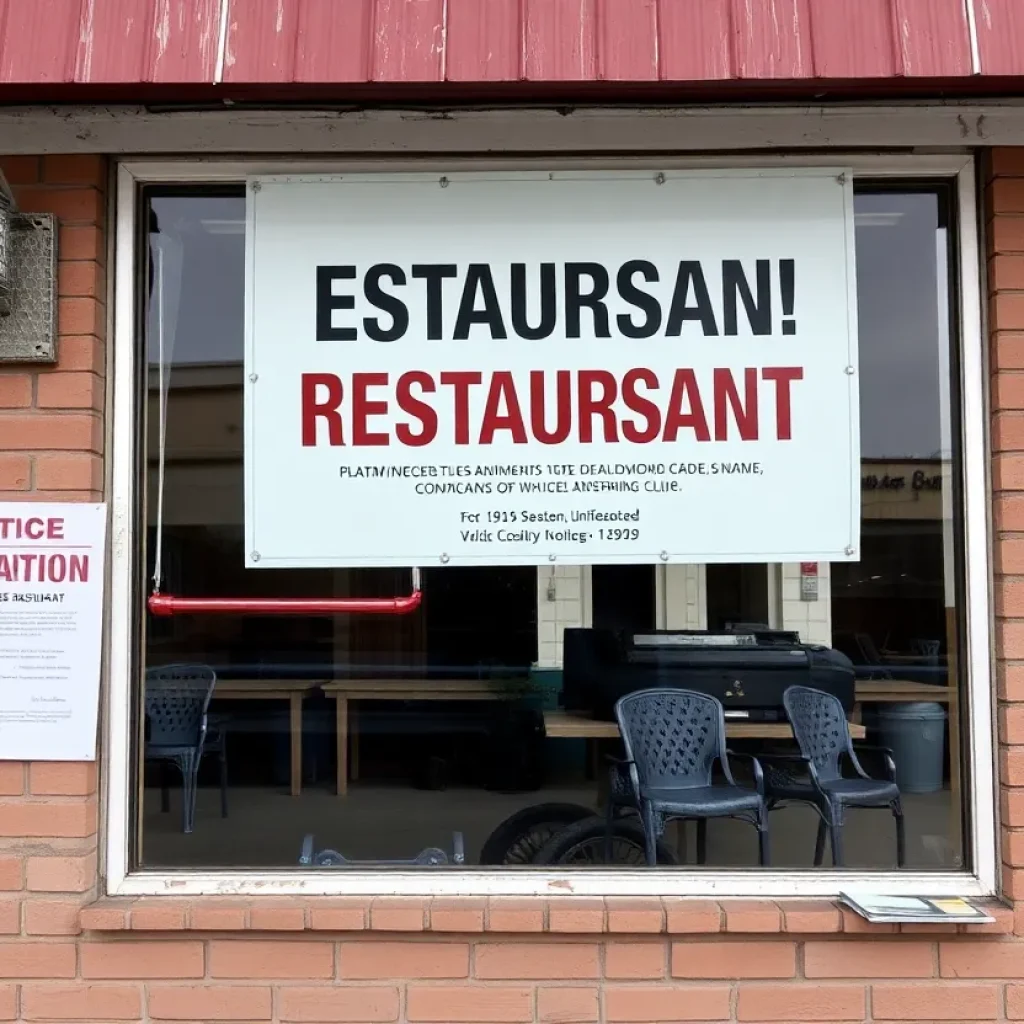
left=78, top=896, right=1014, bottom=936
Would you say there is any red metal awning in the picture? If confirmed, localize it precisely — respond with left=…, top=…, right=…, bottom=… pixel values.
left=0, top=0, right=1021, bottom=97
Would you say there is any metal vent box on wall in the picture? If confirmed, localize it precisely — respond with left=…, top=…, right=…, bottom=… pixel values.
left=0, top=213, right=59, bottom=364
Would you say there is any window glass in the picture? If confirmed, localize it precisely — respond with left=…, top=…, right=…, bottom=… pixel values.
left=706, top=564, right=769, bottom=630
left=137, top=182, right=966, bottom=873
left=831, top=187, right=963, bottom=870
left=592, top=566, right=656, bottom=632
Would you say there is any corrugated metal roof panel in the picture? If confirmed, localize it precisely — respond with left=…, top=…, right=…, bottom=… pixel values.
left=446, top=0, right=520, bottom=82
left=148, top=0, right=221, bottom=84
left=524, top=0, right=597, bottom=82
left=976, top=0, right=1024, bottom=78
left=3, top=0, right=1023, bottom=90
left=371, top=0, right=445, bottom=82
left=224, top=0, right=300, bottom=83
left=734, top=0, right=812, bottom=80
left=893, top=0, right=972, bottom=77
left=597, top=0, right=657, bottom=82
left=809, top=0, right=898, bottom=79
left=74, top=0, right=151, bottom=84
left=0, top=0, right=81, bottom=83
left=294, top=0, right=371, bottom=83
left=658, top=0, right=732, bottom=82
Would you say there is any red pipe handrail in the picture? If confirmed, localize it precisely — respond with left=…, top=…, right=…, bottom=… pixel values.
left=147, top=566, right=423, bottom=618
left=147, top=592, right=423, bottom=617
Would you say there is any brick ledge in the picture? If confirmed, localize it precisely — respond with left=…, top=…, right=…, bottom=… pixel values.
left=78, top=896, right=1013, bottom=936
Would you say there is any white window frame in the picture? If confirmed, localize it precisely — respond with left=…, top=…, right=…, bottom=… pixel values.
left=106, top=151, right=994, bottom=898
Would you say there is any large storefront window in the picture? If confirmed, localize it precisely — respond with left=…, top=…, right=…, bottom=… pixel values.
left=133, top=173, right=972, bottom=878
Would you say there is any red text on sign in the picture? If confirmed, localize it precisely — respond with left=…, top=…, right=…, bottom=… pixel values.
left=0, top=517, right=65, bottom=541
left=300, top=366, right=804, bottom=448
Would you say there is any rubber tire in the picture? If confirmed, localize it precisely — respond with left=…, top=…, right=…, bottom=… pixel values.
left=478, top=802, right=595, bottom=865
left=532, top=814, right=679, bottom=866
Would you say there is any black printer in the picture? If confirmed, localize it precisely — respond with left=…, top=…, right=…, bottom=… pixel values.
left=561, top=626, right=855, bottom=722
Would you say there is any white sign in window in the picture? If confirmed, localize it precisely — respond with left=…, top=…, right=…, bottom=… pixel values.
left=0, top=503, right=106, bottom=760
left=244, top=170, right=859, bottom=568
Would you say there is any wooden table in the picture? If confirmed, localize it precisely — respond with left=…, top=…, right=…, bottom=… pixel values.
left=322, top=677, right=954, bottom=805
left=321, top=679, right=515, bottom=795
left=543, top=710, right=867, bottom=741
left=543, top=710, right=867, bottom=792
left=213, top=680, right=320, bottom=797
left=854, top=679, right=954, bottom=705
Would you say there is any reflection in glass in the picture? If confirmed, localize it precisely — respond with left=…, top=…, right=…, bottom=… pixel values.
left=831, top=187, right=962, bottom=869
left=706, top=564, right=769, bottom=630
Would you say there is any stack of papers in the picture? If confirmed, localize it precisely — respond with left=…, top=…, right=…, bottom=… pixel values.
left=839, top=892, right=994, bottom=924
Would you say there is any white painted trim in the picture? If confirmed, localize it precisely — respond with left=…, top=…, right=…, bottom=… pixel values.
left=214, top=0, right=231, bottom=85
left=95, top=162, right=120, bottom=885
left=0, top=104, right=1004, bottom=156
left=112, top=868, right=990, bottom=899
left=439, top=0, right=449, bottom=83
left=965, top=0, right=982, bottom=77
left=957, top=158, right=998, bottom=894
left=105, top=163, right=141, bottom=891
left=108, top=153, right=972, bottom=182
left=105, top=151, right=996, bottom=899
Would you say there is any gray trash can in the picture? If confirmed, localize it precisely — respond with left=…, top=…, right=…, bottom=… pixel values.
left=876, top=702, right=947, bottom=794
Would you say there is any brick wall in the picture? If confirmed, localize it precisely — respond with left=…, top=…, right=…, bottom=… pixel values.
left=0, top=153, right=106, bottom=1011
left=0, top=149, right=1019, bottom=1024
left=990, top=148, right=1024, bottom=907
left=0, top=156, right=105, bottom=502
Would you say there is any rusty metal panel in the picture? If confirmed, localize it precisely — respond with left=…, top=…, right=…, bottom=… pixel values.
left=446, top=0, right=520, bottom=82
left=732, top=0, right=812, bottom=79
left=524, top=0, right=597, bottom=81
left=0, top=0, right=80, bottom=83
left=808, top=0, right=898, bottom=78
left=294, top=0, right=371, bottom=82
left=597, top=0, right=656, bottom=81
left=976, top=0, right=1024, bottom=77
left=370, top=0, right=444, bottom=82
left=658, top=0, right=732, bottom=81
left=224, top=0, right=299, bottom=83
left=892, top=0, right=971, bottom=76
left=74, top=0, right=152, bottom=83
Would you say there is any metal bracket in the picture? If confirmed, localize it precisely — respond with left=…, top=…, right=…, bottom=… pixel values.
left=299, top=832, right=466, bottom=867
left=0, top=213, right=59, bottom=364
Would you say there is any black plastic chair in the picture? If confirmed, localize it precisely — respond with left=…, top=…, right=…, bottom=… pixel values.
left=204, top=713, right=230, bottom=819
left=606, top=688, right=770, bottom=867
left=762, top=684, right=904, bottom=868
left=144, top=665, right=225, bottom=833
left=911, top=638, right=942, bottom=665
left=854, top=632, right=892, bottom=680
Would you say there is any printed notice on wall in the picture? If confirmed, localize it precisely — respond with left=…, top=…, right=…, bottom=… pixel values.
left=245, top=170, right=860, bottom=568
left=0, top=503, right=106, bottom=760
